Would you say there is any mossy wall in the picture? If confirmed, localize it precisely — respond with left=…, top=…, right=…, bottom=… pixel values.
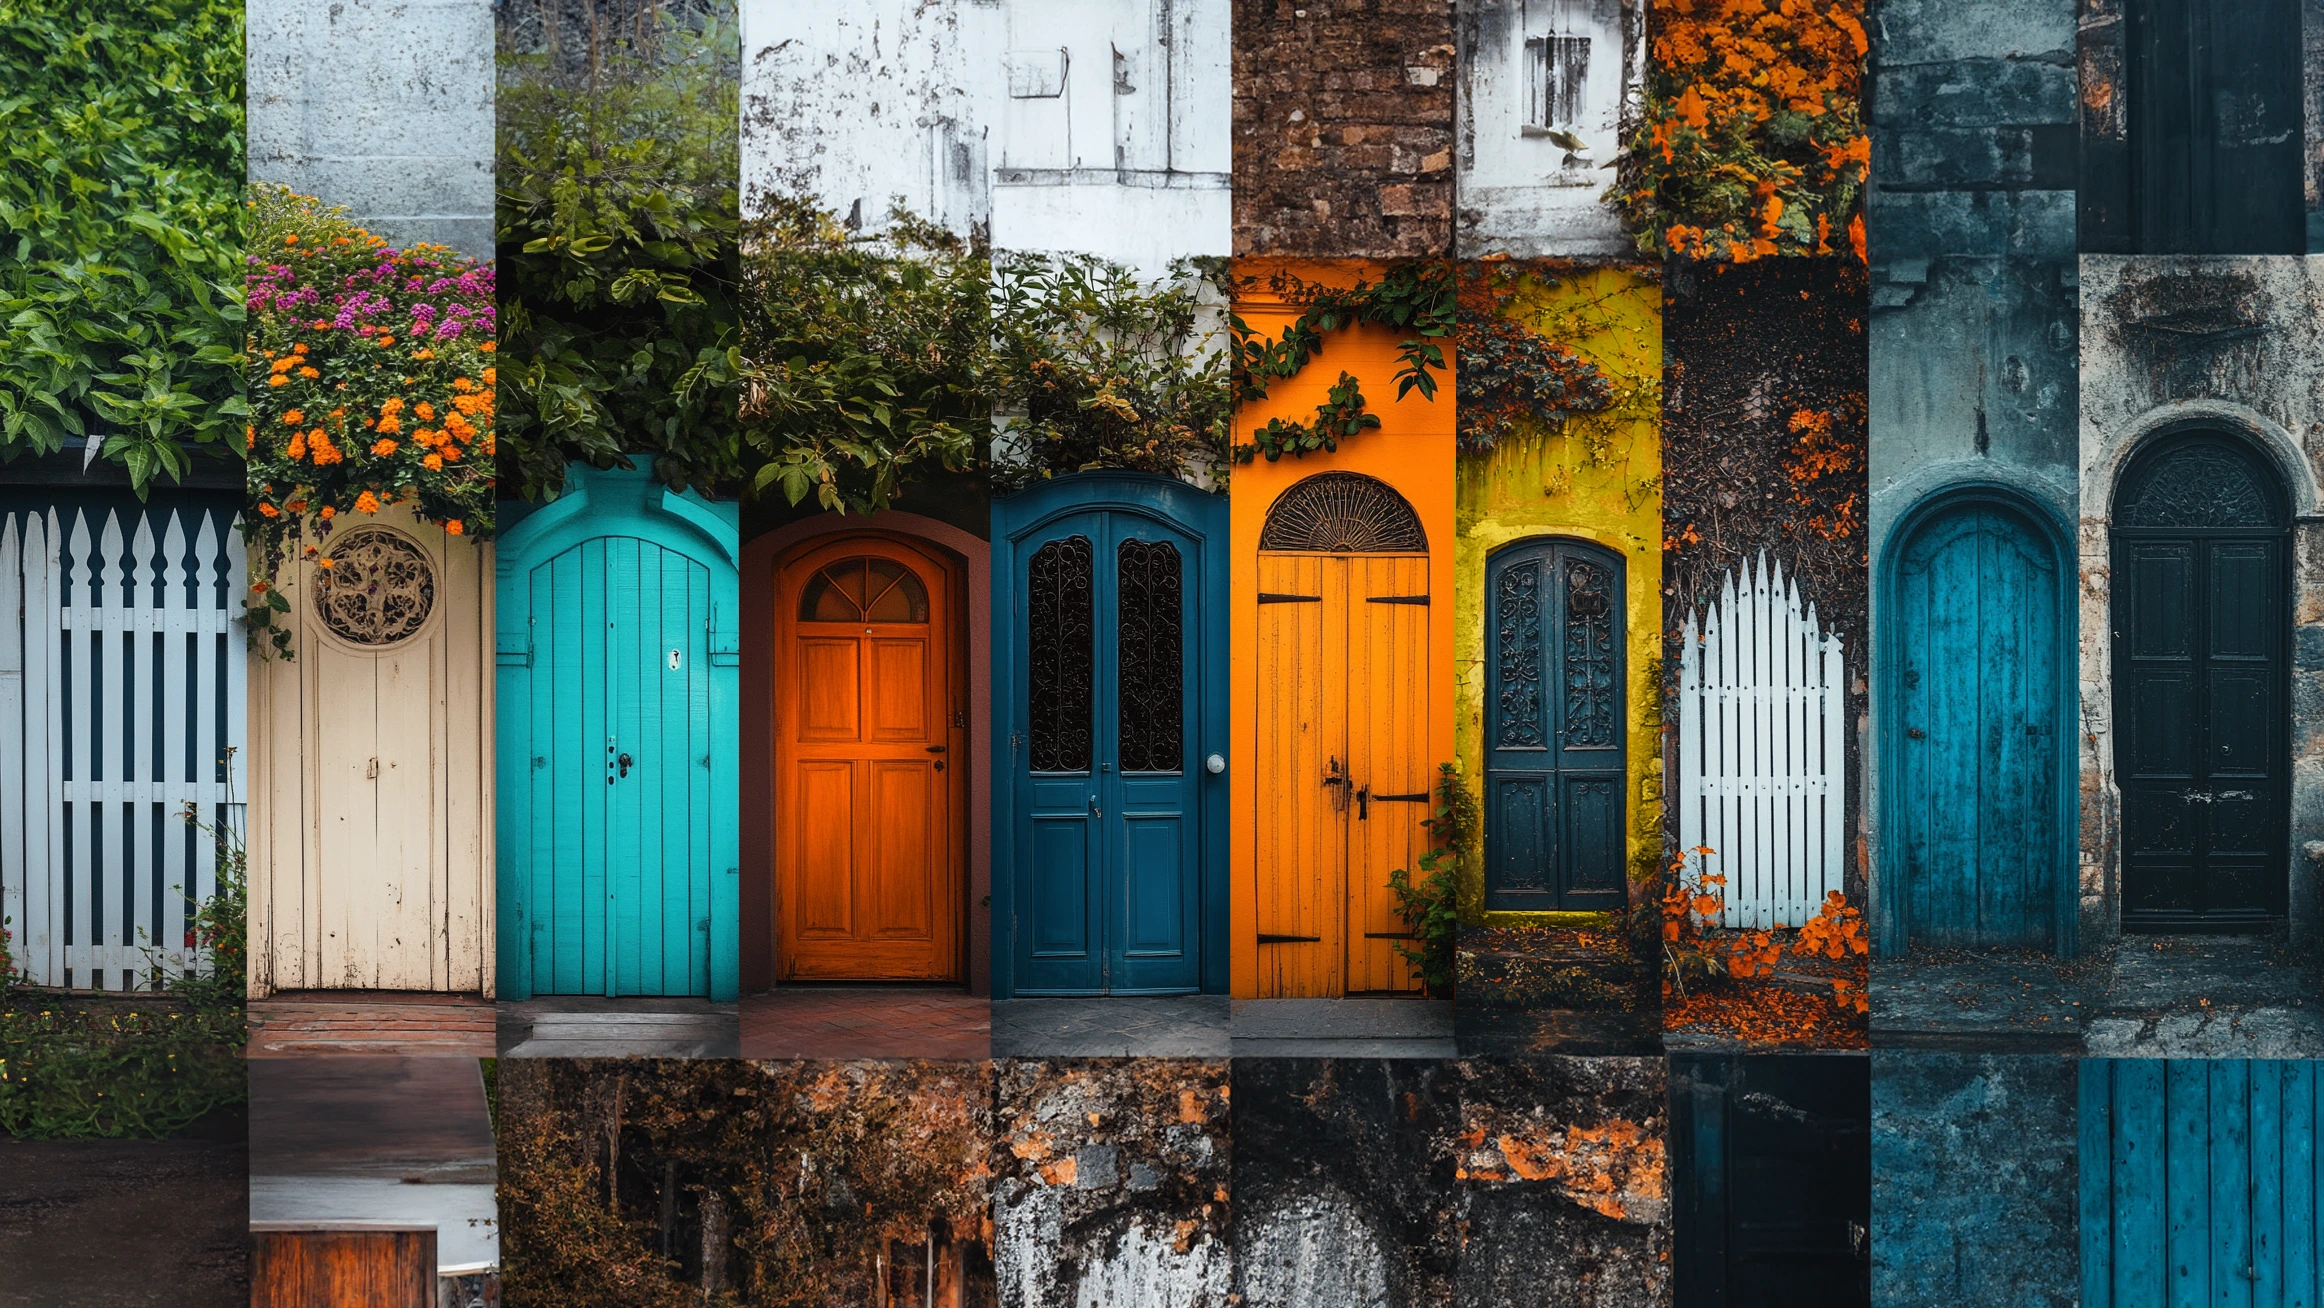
left=1454, top=265, right=1665, bottom=925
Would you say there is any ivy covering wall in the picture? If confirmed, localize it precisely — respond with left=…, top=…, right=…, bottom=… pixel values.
left=0, top=0, right=246, bottom=490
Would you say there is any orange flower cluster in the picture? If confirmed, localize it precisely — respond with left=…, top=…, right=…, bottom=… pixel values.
left=1617, top=0, right=1870, bottom=263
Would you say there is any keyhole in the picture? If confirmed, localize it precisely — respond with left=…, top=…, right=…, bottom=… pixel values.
left=667, top=648, right=682, bottom=671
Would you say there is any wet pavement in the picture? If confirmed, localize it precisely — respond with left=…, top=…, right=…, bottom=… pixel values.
left=992, top=995, right=1232, bottom=1058
left=1231, top=997, right=1457, bottom=1058
left=0, top=1107, right=248, bottom=1307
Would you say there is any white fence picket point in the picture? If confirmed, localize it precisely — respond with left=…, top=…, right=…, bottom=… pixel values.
left=1, top=501, right=243, bottom=988
left=1679, top=554, right=1846, bottom=929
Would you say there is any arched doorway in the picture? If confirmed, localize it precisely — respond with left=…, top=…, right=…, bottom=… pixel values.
left=2110, top=431, right=2291, bottom=930
left=1483, top=536, right=1626, bottom=912
left=496, top=463, right=740, bottom=999
left=992, top=473, right=1229, bottom=997
left=1252, top=471, right=1431, bottom=996
left=1885, top=491, right=2072, bottom=951
left=772, top=535, right=968, bottom=982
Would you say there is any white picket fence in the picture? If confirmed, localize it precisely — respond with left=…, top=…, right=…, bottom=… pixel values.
left=1676, top=552, right=1845, bottom=930
left=0, top=504, right=246, bottom=989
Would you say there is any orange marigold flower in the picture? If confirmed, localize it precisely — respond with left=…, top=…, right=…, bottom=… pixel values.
left=284, top=409, right=305, bottom=426
left=267, top=375, right=290, bottom=387
left=319, top=506, right=336, bottom=520
left=375, top=336, right=395, bottom=348
left=282, top=234, right=298, bottom=245
left=380, top=397, right=405, bottom=415
left=292, top=343, right=308, bottom=355
left=299, top=367, right=319, bottom=379
left=258, top=503, right=279, bottom=518
left=270, top=357, right=294, bottom=374
left=354, top=491, right=381, bottom=514
left=451, top=378, right=476, bottom=394
left=479, top=341, right=496, bottom=353
left=371, top=438, right=399, bottom=457
left=444, top=519, right=464, bottom=537
left=287, top=432, right=308, bottom=460
left=423, top=453, right=444, bottom=471
left=479, top=368, right=495, bottom=387
left=414, top=402, right=436, bottom=421
left=444, top=413, right=475, bottom=439
left=376, top=415, right=402, bottom=434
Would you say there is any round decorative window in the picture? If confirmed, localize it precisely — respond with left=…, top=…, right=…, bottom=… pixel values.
left=314, top=528, right=437, bottom=646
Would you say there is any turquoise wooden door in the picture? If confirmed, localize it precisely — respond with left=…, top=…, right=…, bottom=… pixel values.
left=496, top=462, right=739, bottom=999
left=1887, top=495, right=2068, bottom=951
left=2081, top=1059, right=2324, bottom=1307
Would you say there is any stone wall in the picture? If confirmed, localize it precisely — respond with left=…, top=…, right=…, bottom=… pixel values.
left=246, top=0, right=494, bottom=258
left=1232, top=0, right=1456, bottom=257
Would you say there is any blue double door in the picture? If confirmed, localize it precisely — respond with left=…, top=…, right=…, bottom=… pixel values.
left=496, top=463, right=740, bottom=999
left=1888, top=497, right=2068, bottom=951
left=994, top=475, right=1227, bottom=997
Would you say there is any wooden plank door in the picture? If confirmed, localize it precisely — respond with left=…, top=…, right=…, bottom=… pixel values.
left=777, top=541, right=962, bottom=981
left=1483, top=539, right=1626, bottom=913
left=2112, top=435, right=2289, bottom=930
left=2081, top=1059, right=2324, bottom=1307
left=1252, top=552, right=1426, bottom=996
left=1894, top=502, right=2061, bottom=948
left=2125, top=0, right=2304, bottom=254
left=1009, top=510, right=1204, bottom=995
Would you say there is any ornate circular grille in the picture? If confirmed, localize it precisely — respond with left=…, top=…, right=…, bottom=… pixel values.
left=1258, top=471, right=1428, bottom=552
left=2116, top=435, right=2286, bottom=529
left=314, top=529, right=437, bottom=645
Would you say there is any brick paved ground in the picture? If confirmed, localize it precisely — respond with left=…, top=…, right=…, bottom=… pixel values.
left=741, top=987, right=992, bottom=1061
left=498, top=997, right=740, bottom=1058
left=245, top=991, right=497, bottom=1058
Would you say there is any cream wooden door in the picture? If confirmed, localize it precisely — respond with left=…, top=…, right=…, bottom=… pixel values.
left=1253, top=552, right=1427, bottom=997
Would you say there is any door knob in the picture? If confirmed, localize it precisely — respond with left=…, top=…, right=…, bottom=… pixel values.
left=617, top=752, right=634, bottom=778
left=1907, top=728, right=1925, bottom=739
left=1206, top=753, right=1226, bottom=775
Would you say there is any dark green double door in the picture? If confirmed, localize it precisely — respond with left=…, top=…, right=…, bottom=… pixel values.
left=2112, top=435, right=2290, bottom=929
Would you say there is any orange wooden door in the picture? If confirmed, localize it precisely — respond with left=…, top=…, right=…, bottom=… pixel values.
left=775, top=540, right=963, bottom=980
left=1252, top=552, right=1426, bottom=996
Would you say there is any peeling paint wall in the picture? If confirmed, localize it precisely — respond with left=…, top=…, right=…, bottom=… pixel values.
left=1455, top=1056, right=1671, bottom=1308
left=1232, top=0, right=1457, bottom=257
left=1455, top=265, right=1665, bottom=918
left=1869, top=1052, right=2077, bottom=1308
left=246, top=0, right=495, bottom=259
left=1454, top=0, right=1642, bottom=258
left=742, top=0, right=1229, bottom=271
left=1233, top=1059, right=1461, bottom=1306
left=2075, top=257, right=2324, bottom=947
left=1864, top=0, right=2080, bottom=951
left=993, top=1060, right=1233, bottom=1308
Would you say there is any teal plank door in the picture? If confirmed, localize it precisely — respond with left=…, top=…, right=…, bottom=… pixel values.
left=2081, top=1059, right=2323, bottom=1308
left=496, top=463, right=740, bottom=999
left=1890, top=498, right=2063, bottom=949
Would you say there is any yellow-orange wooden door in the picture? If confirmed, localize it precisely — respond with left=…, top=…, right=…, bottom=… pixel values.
left=775, top=540, right=963, bottom=980
left=1253, top=553, right=1428, bottom=996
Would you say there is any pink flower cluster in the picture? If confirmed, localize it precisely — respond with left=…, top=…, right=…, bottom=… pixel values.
left=246, top=245, right=496, bottom=344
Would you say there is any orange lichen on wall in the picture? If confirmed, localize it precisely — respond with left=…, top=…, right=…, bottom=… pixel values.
left=1458, top=1117, right=1670, bottom=1224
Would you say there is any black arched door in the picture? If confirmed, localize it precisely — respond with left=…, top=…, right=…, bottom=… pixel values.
left=2111, top=433, right=2290, bottom=930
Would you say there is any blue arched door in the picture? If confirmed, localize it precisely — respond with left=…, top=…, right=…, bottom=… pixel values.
left=1888, top=494, right=2068, bottom=951
left=1484, top=537, right=1626, bottom=912
left=496, top=462, right=740, bottom=999
left=992, top=474, right=1228, bottom=997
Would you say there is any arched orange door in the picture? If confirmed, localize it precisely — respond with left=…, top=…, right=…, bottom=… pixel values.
left=774, top=537, right=965, bottom=980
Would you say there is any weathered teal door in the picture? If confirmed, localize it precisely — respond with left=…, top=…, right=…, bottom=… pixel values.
left=496, top=462, right=739, bottom=999
left=1888, top=496, right=2068, bottom=950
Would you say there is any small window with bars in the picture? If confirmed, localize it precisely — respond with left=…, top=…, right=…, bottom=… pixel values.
left=1523, top=35, right=1591, bottom=136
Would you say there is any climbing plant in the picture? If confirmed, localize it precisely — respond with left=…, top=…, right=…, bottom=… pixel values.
left=1228, top=261, right=1453, bottom=463
left=496, top=0, right=744, bottom=502
left=242, top=186, right=496, bottom=654
left=1609, top=0, right=1870, bottom=263
left=1388, top=763, right=1479, bottom=999
left=1453, top=263, right=1619, bottom=455
left=0, top=0, right=246, bottom=491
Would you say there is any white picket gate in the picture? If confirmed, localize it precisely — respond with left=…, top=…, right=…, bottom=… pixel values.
left=0, top=503, right=246, bottom=989
left=1676, top=552, right=1845, bottom=929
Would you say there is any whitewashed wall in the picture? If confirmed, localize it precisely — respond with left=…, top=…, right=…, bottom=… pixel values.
left=743, top=0, right=1230, bottom=271
left=248, top=507, right=494, bottom=996
left=1456, top=0, right=1641, bottom=258
left=247, top=0, right=496, bottom=259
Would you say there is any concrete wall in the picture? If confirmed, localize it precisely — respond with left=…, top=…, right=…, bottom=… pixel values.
left=1863, top=0, right=2080, bottom=950
left=743, top=0, right=1230, bottom=271
left=1232, top=0, right=1457, bottom=257
left=246, top=0, right=495, bottom=259
left=1454, top=266, right=1664, bottom=918
left=1454, top=0, right=1641, bottom=258
left=2075, top=257, right=2324, bottom=947
left=1870, top=1053, right=2078, bottom=1307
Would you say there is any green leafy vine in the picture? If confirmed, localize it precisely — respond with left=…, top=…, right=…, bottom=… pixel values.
left=1229, top=261, right=1453, bottom=463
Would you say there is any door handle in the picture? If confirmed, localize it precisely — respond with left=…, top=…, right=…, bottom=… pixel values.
left=1356, top=785, right=1371, bottom=821
left=1907, top=728, right=1925, bottom=739
left=1089, top=794, right=1102, bottom=819
left=926, top=744, right=947, bottom=753
left=617, top=752, right=634, bottom=778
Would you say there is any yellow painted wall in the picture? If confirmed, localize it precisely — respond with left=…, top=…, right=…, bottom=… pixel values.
left=1454, top=264, right=1664, bottom=926
left=1230, top=259, right=1458, bottom=998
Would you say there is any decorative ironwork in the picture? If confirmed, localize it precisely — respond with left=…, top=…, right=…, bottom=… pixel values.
left=1561, top=558, right=1617, bottom=747
left=1494, top=560, right=1546, bottom=748
left=1115, top=539, right=1184, bottom=773
left=799, top=555, right=929, bottom=622
left=1258, top=472, right=1427, bottom=553
left=2117, top=438, right=2286, bottom=529
left=1027, top=535, right=1094, bottom=772
left=313, top=528, right=435, bottom=645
